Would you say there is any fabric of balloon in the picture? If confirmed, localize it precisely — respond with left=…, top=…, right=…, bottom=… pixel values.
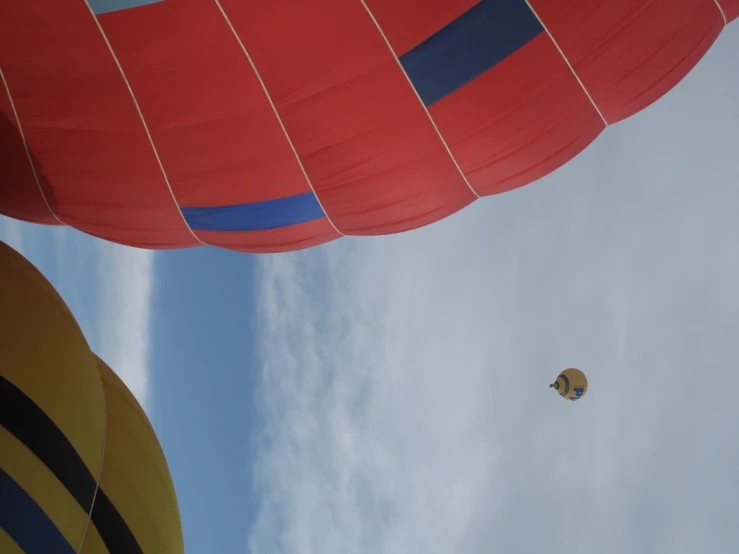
left=0, top=241, right=185, bottom=554
left=0, top=0, right=735, bottom=253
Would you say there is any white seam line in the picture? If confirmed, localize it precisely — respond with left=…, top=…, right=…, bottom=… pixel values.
left=213, top=0, right=345, bottom=236
left=359, top=0, right=481, bottom=199
left=76, top=364, right=108, bottom=554
left=83, top=1, right=205, bottom=245
left=523, top=0, right=609, bottom=128
left=0, top=67, right=66, bottom=226
left=713, top=0, right=728, bottom=25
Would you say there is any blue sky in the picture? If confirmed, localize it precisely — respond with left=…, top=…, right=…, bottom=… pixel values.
left=2, top=24, right=739, bottom=554
left=0, top=221, right=263, bottom=552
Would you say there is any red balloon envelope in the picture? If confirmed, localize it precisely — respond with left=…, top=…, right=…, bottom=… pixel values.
left=1, top=0, right=736, bottom=253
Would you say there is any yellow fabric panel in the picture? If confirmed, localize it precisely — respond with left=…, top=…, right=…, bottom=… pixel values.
left=0, top=526, right=24, bottom=554
left=0, top=241, right=106, bottom=478
left=95, top=357, right=185, bottom=554
left=0, top=427, right=89, bottom=550
left=78, top=518, right=110, bottom=554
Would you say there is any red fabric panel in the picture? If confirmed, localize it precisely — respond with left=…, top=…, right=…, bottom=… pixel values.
left=430, top=34, right=604, bottom=196
left=719, top=0, right=739, bottom=21
left=197, top=219, right=339, bottom=254
left=217, top=0, right=476, bottom=236
left=0, top=0, right=195, bottom=249
left=96, top=1, right=313, bottom=207
left=530, top=0, right=725, bottom=124
left=97, top=0, right=338, bottom=251
left=0, top=87, right=58, bottom=225
left=363, top=0, right=479, bottom=55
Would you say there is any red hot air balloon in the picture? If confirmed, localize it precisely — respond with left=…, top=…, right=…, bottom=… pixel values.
left=1, top=0, right=736, bottom=253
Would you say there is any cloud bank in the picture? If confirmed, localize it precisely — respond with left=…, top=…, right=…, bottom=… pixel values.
left=95, top=241, right=156, bottom=409
left=249, top=28, right=739, bottom=554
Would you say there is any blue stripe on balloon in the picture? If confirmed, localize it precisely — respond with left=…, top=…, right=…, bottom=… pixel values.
left=399, top=0, right=543, bottom=106
left=181, top=192, right=326, bottom=232
left=0, top=468, right=76, bottom=554
left=88, top=0, right=164, bottom=14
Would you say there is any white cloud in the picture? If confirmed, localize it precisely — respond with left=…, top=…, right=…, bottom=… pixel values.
left=249, top=27, right=739, bottom=554
left=95, top=241, right=156, bottom=409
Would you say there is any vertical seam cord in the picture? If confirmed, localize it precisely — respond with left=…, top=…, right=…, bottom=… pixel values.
left=358, top=0, right=481, bottom=199
left=0, top=67, right=66, bottom=226
left=76, top=371, right=108, bottom=553
left=83, top=1, right=206, bottom=245
left=522, top=0, right=609, bottom=128
left=712, top=0, right=727, bottom=25
left=213, top=0, right=345, bottom=236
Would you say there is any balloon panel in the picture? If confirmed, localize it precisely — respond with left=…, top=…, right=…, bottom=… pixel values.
left=722, top=0, right=739, bottom=21
left=0, top=241, right=184, bottom=554
left=0, top=430, right=88, bottom=553
left=0, top=527, right=24, bottom=554
left=0, top=242, right=106, bottom=475
left=0, top=0, right=732, bottom=252
left=83, top=357, right=185, bottom=554
left=0, top=241, right=106, bottom=554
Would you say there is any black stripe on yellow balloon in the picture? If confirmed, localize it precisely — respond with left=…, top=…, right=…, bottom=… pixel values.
left=559, top=374, right=570, bottom=396
left=0, top=375, right=143, bottom=554
left=0, top=375, right=97, bottom=512
left=0, top=467, right=76, bottom=554
left=0, top=525, right=26, bottom=554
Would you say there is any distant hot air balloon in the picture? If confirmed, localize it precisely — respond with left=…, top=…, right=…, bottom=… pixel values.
left=1, top=0, right=737, bottom=253
left=550, top=367, right=588, bottom=401
left=0, top=240, right=184, bottom=554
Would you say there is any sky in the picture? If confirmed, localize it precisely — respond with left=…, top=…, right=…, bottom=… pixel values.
left=2, top=23, right=739, bottom=554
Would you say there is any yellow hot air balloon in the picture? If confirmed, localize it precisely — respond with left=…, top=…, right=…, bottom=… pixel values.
left=550, top=368, right=588, bottom=402
left=0, top=240, right=184, bottom=554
